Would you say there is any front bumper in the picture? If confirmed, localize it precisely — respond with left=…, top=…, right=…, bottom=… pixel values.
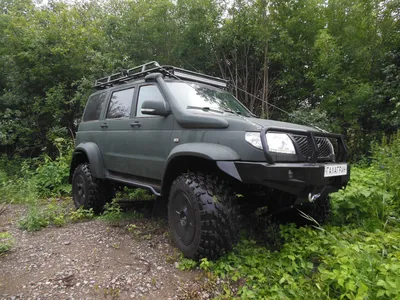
left=217, top=161, right=350, bottom=197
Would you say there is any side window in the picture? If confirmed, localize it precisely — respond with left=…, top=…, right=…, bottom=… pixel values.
left=136, top=85, right=164, bottom=117
left=106, top=88, right=135, bottom=119
left=82, top=93, right=106, bottom=122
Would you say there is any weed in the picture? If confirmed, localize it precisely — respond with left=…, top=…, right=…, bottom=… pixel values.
left=177, top=257, right=198, bottom=271
left=100, top=200, right=123, bottom=225
left=115, top=187, right=155, bottom=201
left=151, top=277, right=157, bottom=286
left=19, top=200, right=94, bottom=231
left=166, top=249, right=182, bottom=264
left=103, top=287, right=120, bottom=299
left=123, top=210, right=144, bottom=220
left=53, top=214, right=66, bottom=227
left=111, top=243, right=120, bottom=249
left=68, top=207, right=95, bottom=222
left=199, top=258, right=214, bottom=272
left=0, top=232, right=14, bottom=255
left=125, top=219, right=164, bottom=241
left=19, top=204, right=49, bottom=231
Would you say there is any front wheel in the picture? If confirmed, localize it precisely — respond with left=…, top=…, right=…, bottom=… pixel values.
left=168, top=172, right=240, bottom=260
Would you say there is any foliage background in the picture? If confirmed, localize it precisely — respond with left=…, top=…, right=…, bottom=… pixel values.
left=0, top=0, right=399, bottom=160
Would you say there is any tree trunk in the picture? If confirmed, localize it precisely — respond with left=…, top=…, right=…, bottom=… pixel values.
left=262, top=42, right=269, bottom=119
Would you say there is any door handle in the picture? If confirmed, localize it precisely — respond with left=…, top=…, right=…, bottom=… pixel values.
left=130, top=121, right=141, bottom=128
left=100, top=123, right=108, bottom=128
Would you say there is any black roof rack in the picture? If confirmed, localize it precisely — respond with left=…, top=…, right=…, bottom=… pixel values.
left=94, top=61, right=228, bottom=90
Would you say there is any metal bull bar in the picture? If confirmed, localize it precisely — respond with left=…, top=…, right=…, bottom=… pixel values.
left=260, top=127, right=348, bottom=164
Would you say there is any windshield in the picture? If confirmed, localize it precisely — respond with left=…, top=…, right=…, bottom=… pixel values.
left=166, top=82, right=252, bottom=117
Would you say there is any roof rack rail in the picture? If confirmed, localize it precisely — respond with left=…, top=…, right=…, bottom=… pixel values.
left=94, top=61, right=228, bottom=90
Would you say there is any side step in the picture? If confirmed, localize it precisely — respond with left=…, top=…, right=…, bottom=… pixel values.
left=105, top=171, right=161, bottom=196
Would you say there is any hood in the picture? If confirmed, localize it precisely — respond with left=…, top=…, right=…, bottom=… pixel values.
left=248, top=117, right=321, bottom=133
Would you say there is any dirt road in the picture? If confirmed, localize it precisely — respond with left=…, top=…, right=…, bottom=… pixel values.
left=0, top=204, right=213, bottom=300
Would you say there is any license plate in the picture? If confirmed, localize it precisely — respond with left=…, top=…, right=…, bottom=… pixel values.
left=324, top=164, right=347, bottom=177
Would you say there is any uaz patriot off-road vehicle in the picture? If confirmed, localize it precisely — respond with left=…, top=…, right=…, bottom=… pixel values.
left=69, top=61, right=350, bottom=259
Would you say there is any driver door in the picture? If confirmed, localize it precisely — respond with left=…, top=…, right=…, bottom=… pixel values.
left=127, top=84, right=174, bottom=180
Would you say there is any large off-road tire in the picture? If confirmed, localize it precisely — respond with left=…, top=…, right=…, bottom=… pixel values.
left=72, top=163, right=112, bottom=214
left=168, top=172, right=240, bottom=260
left=300, top=196, right=332, bottom=225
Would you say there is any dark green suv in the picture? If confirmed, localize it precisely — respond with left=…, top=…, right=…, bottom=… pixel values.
left=69, top=61, right=350, bottom=259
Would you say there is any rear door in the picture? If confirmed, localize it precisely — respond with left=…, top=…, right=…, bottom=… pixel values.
left=99, top=86, right=136, bottom=174
left=76, top=91, right=108, bottom=147
left=127, top=84, right=174, bottom=180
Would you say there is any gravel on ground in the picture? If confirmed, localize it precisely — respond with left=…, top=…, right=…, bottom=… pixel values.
left=0, top=202, right=216, bottom=300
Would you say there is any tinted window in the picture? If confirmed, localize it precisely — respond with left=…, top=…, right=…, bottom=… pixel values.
left=136, top=85, right=164, bottom=117
left=82, top=93, right=106, bottom=122
left=106, top=88, right=134, bottom=119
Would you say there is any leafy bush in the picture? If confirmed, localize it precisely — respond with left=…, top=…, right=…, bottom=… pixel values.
left=0, top=138, right=72, bottom=203
left=331, top=131, right=400, bottom=229
left=372, top=131, right=400, bottom=203
left=33, top=138, right=72, bottom=197
left=330, top=167, right=396, bottom=229
left=0, top=162, right=35, bottom=204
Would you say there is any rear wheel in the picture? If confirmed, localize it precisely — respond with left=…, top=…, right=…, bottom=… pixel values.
left=72, top=163, right=113, bottom=213
left=168, top=172, right=240, bottom=260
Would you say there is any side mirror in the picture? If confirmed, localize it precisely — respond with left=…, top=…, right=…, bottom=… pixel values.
left=141, top=100, right=171, bottom=116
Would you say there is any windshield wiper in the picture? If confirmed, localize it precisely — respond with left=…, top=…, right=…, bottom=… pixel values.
left=186, top=105, right=245, bottom=116
left=222, top=108, right=242, bottom=115
left=187, top=106, right=224, bottom=114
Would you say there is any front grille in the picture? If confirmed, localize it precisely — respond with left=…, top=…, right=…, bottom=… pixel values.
left=292, top=135, right=334, bottom=160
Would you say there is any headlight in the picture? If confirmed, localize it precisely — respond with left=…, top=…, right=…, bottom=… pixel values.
left=245, top=132, right=263, bottom=149
left=245, top=132, right=296, bottom=154
left=266, top=132, right=296, bottom=154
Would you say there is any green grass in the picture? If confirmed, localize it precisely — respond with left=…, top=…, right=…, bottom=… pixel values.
left=18, top=198, right=94, bottom=232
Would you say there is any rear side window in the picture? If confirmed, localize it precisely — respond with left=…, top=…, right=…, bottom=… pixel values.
left=82, top=93, right=106, bottom=122
left=106, top=88, right=135, bottom=119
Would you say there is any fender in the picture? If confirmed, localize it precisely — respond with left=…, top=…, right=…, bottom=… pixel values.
left=71, top=142, right=105, bottom=179
left=167, top=143, right=240, bottom=162
left=161, top=143, right=240, bottom=192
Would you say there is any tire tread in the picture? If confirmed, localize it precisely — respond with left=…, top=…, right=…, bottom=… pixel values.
left=169, top=171, right=240, bottom=260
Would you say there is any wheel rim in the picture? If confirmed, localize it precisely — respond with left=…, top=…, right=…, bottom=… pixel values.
left=171, top=192, right=196, bottom=246
left=73, top=175, right=86, bottom=207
